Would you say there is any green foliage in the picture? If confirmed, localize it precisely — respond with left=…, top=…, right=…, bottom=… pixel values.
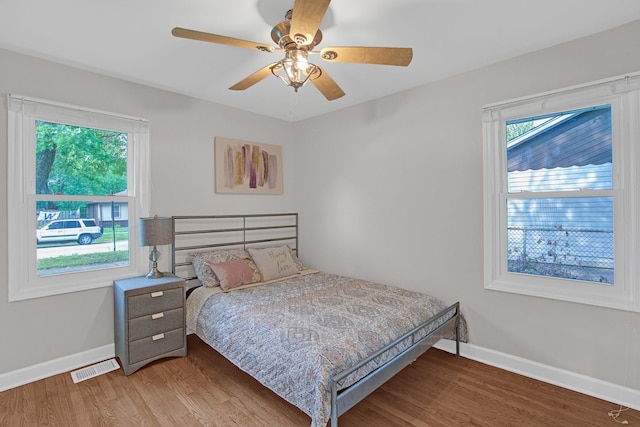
left=37, top=251, right=129, bottom=271
left=95, top=225, right=129, bottom=243
left=35, top=121, right=128, bottom=207
left=506, top=121, right=535, bottom=142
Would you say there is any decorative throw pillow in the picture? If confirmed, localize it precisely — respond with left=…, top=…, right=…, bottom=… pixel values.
left=287, top=246, right=305, bottom=271
left=208, top=259, right=257, bottom=291
left=248, top=245, right=299, bottom=281
left=243, top=257, right=263, bottom=283
left=190, top=248, right=248, bottom=287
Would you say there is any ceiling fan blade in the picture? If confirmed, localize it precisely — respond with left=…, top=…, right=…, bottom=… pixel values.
left=320, top=46, right=413, bottom=66
left=229, top=64, right=278, bottom=91
left=310, top=67, right=345, bottom=101
left=172, top=27, right=275, bottom=52
left=290, top=0, right=331, bottom=46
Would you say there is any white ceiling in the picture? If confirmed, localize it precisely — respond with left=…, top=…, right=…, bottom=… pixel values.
left=2, top=0, right=640, bottom=122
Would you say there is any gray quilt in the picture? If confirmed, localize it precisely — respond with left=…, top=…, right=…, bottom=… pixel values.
left=187, top=272, right=465, bottom=427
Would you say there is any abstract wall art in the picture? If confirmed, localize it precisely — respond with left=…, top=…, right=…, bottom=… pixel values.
left=214, top=137, right=283, bottom=194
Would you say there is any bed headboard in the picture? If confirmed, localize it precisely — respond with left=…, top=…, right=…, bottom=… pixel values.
left=171, top=213, right=298, bottom=286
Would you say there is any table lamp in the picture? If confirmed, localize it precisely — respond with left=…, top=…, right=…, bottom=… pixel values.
left=139, top=215, right=172, bottom=278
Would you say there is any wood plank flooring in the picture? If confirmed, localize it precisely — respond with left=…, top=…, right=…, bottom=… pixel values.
left=1, top=334, right=638, bottom=426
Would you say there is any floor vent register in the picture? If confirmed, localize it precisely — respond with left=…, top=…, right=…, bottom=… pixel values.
left=70, top=358, right=120, bottom=383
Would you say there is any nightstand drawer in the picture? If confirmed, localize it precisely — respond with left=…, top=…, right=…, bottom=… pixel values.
left=128, top=307, right=184, bottom=341
left=129, top=328, right=184, bottom=365
left=128, top=287, right=183, bottom=318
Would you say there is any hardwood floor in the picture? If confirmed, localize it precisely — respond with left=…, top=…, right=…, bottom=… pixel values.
left=1, top=334, right=638, bottom=426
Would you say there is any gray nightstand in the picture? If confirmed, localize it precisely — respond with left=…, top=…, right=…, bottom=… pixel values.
left=114, top=274, right=187, bottom=375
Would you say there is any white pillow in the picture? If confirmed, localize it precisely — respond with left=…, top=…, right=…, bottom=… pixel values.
left=247, top=246, right=299, bottom=281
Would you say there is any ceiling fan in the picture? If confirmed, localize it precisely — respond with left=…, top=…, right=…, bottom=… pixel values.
left=171, top=0, right=413, bottom=101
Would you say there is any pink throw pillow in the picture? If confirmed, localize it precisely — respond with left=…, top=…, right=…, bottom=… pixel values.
left=208, top=259, right=255, bottom=291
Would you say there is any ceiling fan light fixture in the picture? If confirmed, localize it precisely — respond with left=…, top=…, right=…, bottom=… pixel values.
left=172, top=0, right=412, bottom=101
left=271, top=49, right=319, bottom=92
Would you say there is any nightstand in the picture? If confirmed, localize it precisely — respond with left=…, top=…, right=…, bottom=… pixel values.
left=114, top=274, right=187, bottom=375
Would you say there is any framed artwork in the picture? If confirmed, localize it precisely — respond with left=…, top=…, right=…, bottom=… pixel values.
left=214, top=137, right=283, bottom=194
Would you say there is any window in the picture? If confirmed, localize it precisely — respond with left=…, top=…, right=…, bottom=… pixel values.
left=483, top=73, right=640, bottom=312
left=8, top=95, right=150, bottom=301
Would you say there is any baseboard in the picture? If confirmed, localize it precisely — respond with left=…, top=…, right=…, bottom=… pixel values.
left=435, top=339, right=640, bottom=411
left=0, top=344, right=115, bottom=392
left=2, top=339, right=638, bottom=413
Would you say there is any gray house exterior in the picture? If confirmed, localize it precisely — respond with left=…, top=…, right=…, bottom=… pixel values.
left=86, top=189, right=129, bottom=227
left=506, top=106, right=613, bottom=281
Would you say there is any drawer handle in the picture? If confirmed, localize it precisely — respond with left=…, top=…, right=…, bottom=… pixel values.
left=151, top=291, right=164, bottom=298
left=152, top=333, right=165, bottom=341
left=151, top=312, right=164, bottom=320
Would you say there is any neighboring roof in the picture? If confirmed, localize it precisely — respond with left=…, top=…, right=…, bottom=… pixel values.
left=508, top=163, right=612, bottom=192
left=507, top=108, right=612, bottom=172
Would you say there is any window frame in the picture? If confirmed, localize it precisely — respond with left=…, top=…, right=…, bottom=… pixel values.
left=482, top=73, right=640, bottom=312
left=7, top=94, right=151, bottom=302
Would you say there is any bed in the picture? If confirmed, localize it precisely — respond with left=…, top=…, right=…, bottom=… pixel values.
left=171, top=213, right=466, bottom=427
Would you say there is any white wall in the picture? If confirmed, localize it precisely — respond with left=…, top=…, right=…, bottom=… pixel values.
left=293, top=20, right=640, bottom=393
left=0, top=48, right=295, bottom=375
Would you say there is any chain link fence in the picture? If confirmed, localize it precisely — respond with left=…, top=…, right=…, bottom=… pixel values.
left=507, top=226, right=614, bottom=283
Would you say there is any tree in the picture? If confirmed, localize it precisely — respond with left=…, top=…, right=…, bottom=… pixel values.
left=36, top=121, right=128, bottom=211
left=506, top=121, right=535, bottom=142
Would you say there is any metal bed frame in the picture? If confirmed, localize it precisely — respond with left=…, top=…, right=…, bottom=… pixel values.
left=171, top=213, right=461, bottom=427
left=171, top=213, right=299, bottom=284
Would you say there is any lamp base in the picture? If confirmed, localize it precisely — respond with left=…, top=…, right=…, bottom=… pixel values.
left=146, top=246, right=164, bottom=279
left=146, top=268, right=165, bottom=279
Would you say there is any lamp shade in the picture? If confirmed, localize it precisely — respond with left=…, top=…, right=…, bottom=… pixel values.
left=138, top=216, right=172, bottom=247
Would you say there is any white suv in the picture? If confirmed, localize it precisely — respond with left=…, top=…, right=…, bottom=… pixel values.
left=36, top=219, right=104, bottom=245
